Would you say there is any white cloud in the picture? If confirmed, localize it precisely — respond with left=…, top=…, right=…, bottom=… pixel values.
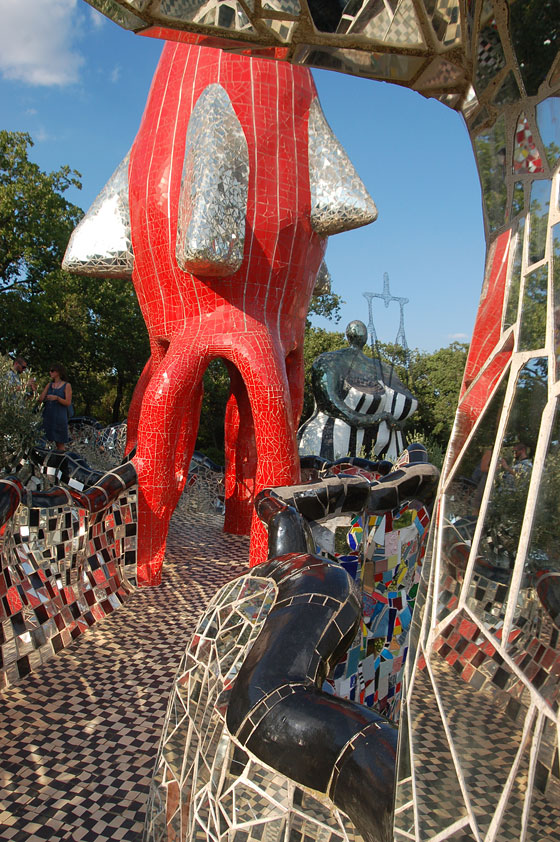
left=89, top=6, right=105, bottom=29
left=448, top=332, right=469, bottom=341
left=0, top=0, right=85, bottom=86
left=35, top=126, right=51, bottom=142
left=110, top=64, right=121, bottom=83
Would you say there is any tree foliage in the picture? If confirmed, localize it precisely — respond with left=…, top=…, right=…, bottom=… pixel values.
left=0, top=131, right=149, bottom=422
left=0, top=353, right=42, bottom=472
left=0, top=131, right=82, bottom=294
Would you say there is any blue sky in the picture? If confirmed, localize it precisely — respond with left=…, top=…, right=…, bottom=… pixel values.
left=0, top=0, right=486, bottom=352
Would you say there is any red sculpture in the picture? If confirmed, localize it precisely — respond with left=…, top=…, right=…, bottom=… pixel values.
left=64, top=43, right=376, bottom=585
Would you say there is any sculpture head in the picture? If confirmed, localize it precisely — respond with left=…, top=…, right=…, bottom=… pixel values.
left=345, top=320, right=368, bottom=350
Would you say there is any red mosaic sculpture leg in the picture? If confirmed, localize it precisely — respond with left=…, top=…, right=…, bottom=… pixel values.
left=223, top=366, right=256, bottom=536
left=125, top=44, right=331, bottom=583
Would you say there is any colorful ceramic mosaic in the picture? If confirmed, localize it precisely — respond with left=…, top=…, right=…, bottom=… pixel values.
left=328, top=503, right=431, bottom=723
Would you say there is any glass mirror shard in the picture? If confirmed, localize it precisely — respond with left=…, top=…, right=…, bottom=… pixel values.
left=554, top=224, right=560, bottom=379
left=475, top=23, right=506, bottom=92
left=518, top=265, right=548, bottom=351
left=425, top=0, right=461, bottom=47
left=509, top=0, right=559, bottom=96
left=490, top=714, right=537, bottom=842
left=293, top=45, right=425, bottom=81
left=260, top=17, right=295, bottom=41
left=528, top=180, right=551, bottom=265
left=429, top=631, right=531, bottom=838
left=528, top=715, right=560, bottom=832
left=384, top=0, right=423, bottom=46
left=414, top=57, right=463, bottom=93
left=474, top=116, right=507, bottom=233
left=469, top=358, right=547, bottom=633
left=493, top=71, right=520, bottom=107
left=503, top=219, right=524, bottom=332
left=440, top=378, right=508, bottom=620
left=513, top=113, right=544, bottom=174
left=536, top=96, right=560, bottom=170
left=511, top=181, right=524, bottom=217
left=407, top=663, right=469, bottom=838
left=517, top=400, right=560, bottom=711
left=86, top=0, right=147, bottom=29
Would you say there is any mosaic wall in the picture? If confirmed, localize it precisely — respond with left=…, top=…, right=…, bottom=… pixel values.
left=0, top=450, right=137, bottom=689
left=60, top=2, right=560, bottom=840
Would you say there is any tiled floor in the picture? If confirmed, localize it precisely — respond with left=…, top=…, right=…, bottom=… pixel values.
left=0, top=512, right=249, bottom=842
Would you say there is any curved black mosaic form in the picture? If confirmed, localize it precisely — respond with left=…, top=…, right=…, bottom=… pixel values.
left=536, top=571, right=560, bottom=629
left=26, top=446, right=137, bottom=510
left=227, top=552, right=398, bottom=842
left=257, top=460, right=440, bottom=558
left=329, top=456, right=394, bottom=475
left=0, top=476, right=24, bottom=528
left=300, top=454, right=393, bottom=477
left=190, top=449, right=225, bottom=474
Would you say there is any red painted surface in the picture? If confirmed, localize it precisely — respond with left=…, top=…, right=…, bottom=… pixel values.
left=461, top=230, right=511, bottom=396
left=127, top=43, right=326, bottom=585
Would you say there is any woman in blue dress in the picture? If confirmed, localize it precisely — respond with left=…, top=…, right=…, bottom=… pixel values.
left=38, top=364, right=73, bottom=451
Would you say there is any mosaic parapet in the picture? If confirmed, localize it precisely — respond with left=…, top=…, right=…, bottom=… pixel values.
left=145, top=553, right=397, bottom=842
left=0, top=452, right=137, bottom=690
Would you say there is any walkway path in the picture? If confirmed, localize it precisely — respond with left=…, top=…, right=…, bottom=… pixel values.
left=0, top=513, right=249, bottom=842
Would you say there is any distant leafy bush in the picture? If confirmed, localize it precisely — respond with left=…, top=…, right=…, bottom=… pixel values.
left=0, top=354, right=42, bottom=473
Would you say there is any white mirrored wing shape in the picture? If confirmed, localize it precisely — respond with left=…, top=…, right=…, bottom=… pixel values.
left=313, top=260, right=332, bottom=296
left=176, top=83, right=249, bottom=277
left=308, top=97, right=377, bottom=236
left=62, top=153, right=133, bottom=278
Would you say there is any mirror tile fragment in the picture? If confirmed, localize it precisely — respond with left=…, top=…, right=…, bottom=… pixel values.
left=513, top=113, right=544, bottom=174
left=554, top=223, right=560, bottom=379
left=406, top=664, right=470, bottom=837
left=536, top=96, right=560, bottom=170
left=429, top=640, right=533, bottom=838
left=503, top=219, right=524, bottom=332
left=474, top=116, right=508, bottom=233
left=62, top=153, right=134, bottom=277
left=176, top=84, right=249, bottom=277
left=519, top=266, right=548, bottom=350
left=308, top=99, right=377, bottom=236
left=528, top=179, right=551, bottom=266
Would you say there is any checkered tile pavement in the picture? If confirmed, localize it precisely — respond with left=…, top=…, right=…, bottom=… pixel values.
left=0, top=512, right=249, bottom=842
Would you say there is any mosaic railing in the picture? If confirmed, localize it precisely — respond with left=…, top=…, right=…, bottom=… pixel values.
left=145, top=451, right=438, bottom=842
left=0, top=448, right=137, bottom=690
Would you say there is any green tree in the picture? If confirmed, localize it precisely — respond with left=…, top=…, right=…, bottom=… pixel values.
left=0, top=353, right=42, bottom=472
left=0, top=131, right=82, bottom=294
left=405, top=342, right=469, bottom=449
left=0, top=131, right=149, bottom=422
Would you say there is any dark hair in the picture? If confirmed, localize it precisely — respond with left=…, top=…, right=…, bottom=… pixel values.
left=50, top=363, right=68, bottom=381
left=14, top=356, right=27, bottom=367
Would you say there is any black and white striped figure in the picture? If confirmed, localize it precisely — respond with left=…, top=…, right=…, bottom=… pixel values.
left=298, top=320, right=417, bottom=461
